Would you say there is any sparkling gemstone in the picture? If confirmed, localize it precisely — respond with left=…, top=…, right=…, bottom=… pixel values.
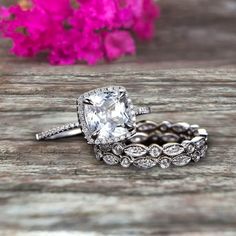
left=192, top=136, right=206, bottom=148
left=172, top=154, right=191, bottom=166
left=182, top=141, right=195, bottom=154
left=163, top=143, right=185, bottom=157
left=121, top=157, right=132, bottom=168
left=149, top=144, right=162, bottom=158
left=103, top=154, right=120, bottom=165
left=187, top=143, right=195, bottom=154
left=159, top=158, right=171, bottom=169
left=124, top=144, right=147, bottom=157
left=112, top=143, right=124, bottom=155
left=133, top=157, right=157, bottom=169
left=192, top=150, right=201, bottom=162
left=171, top=122, right=190, bottom=133
left=81, top=87, right=135, bottom=144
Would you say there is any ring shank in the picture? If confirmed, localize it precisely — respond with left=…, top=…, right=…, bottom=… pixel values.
left=135, top=106, right=151, bottom=116
left=36, top=122, right=82, bottom=141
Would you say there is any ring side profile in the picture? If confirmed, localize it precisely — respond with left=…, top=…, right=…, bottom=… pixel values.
left=94, top=120, right=208, bottom=169
left=36, top=86, right=151, bottom=144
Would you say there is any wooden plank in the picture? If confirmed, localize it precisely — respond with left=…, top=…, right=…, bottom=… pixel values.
left=0, top=0, right=236, bottom=235
left=0, top=191, right=236, bottom=234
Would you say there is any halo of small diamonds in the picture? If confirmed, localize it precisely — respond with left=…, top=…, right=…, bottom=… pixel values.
left=77, top=86, right=137, bottom=145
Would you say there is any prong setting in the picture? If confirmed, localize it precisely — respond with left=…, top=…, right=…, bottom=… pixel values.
left=83, top=98, right=93, bottom=105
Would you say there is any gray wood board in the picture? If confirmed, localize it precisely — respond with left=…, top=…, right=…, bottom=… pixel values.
left=0, top=0, right=236, bottom=235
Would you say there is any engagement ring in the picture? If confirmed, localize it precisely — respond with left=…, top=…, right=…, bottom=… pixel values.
left=36, top=86, right=151, bottom=144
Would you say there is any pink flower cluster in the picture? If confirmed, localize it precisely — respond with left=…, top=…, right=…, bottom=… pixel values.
left=0, top=0, right=160, bottom=65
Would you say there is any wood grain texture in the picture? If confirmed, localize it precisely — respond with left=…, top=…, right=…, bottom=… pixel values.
left=0, top=0, right=236, bottom=235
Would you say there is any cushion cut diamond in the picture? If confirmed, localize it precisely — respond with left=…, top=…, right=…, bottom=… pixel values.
left=78, top=87, right=136, bottom=144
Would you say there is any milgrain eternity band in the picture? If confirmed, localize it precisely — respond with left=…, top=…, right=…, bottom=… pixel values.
left=36, top=86, right=151, bottom=144
left=94, top=120, right=209, bottom=169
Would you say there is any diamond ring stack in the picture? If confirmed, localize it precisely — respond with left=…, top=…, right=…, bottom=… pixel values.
left=36, top=86, right=209, bottom=169
left=36, top=86, right=151, bottom=144
left=94, top=120, right=208, bottom=169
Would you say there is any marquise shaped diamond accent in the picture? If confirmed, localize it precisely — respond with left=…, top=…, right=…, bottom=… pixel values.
left=103, top=154, right=120, bottom=165
left=161, top=133, right=180, bottom=143
left=137, top=121, right=157, bottom=132
left=171, top=122, right=190, bottom=133
left=133, top=157, right=157, bottom=169
left=172, top=154, right=191, bottom=166
left=124, top=144, right=147, bottom=157
left=163, top=143, right=185, bottom=157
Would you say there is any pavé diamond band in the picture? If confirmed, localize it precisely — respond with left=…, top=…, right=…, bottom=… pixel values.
left=94, top=120, right=208, bottom=169
left=36, top=86, right=151, bottom=144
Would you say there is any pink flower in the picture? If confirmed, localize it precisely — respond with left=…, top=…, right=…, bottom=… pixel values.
left=33, top=0, right=72, bottom=20
left=75, top=31, right=104, bottom=65
left=104, top=31, right=135, bottom=60
left=48, top=30, right=77, bottom=65
left=0, top=0, right=160, bottom=65
left=133, top=0, right=160, bottom=40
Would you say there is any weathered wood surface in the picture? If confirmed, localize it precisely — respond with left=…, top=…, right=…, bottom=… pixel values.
left=0, top=0, right=236, bottom=235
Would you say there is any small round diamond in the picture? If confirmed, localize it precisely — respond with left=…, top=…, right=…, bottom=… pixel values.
left=149, top=144, right=162, bottom=158
left=159, top=158, right=171, bottom=169
left=112, top=143, right=124, bottom=155
left=186, top=143, right=195, bottom=154
left=192, top=151, right=201, bottom=162
left=121, top=157, right=132, bottom=168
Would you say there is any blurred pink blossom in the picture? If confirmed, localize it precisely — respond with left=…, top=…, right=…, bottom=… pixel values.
left=0, top=0, right=160, bottom=65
